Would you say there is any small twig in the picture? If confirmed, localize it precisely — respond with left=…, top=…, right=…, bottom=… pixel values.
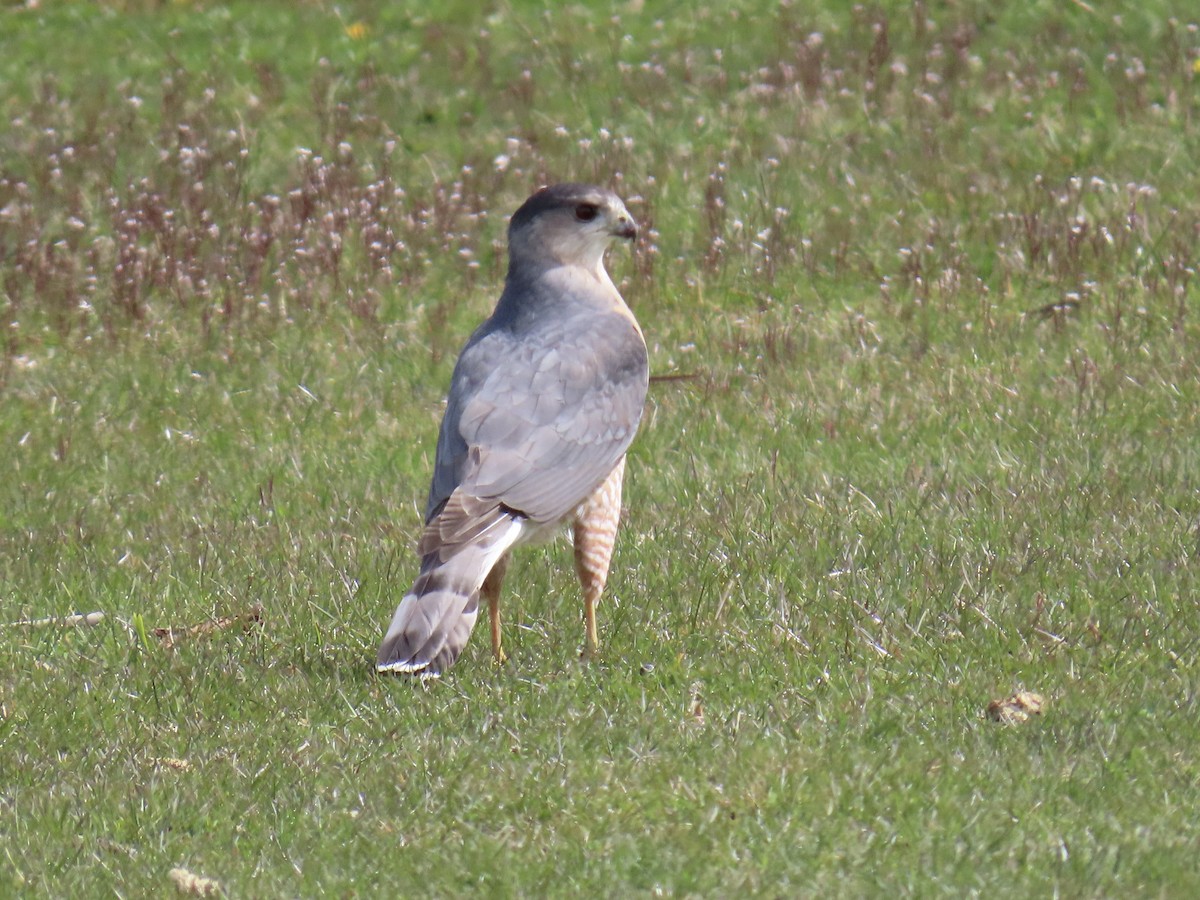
left=2, top=611, right=106, bottom=629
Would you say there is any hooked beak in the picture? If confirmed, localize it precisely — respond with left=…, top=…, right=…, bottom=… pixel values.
left=612, top=211, right=638, bottom=241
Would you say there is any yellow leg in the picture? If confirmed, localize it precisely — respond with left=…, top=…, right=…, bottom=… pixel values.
left=482, top=554, right=510, bottom=665
left=577, top=563, right=603, bottom=661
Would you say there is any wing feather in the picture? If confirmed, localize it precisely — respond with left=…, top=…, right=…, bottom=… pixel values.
left=421, top=303, right=647, bottom=558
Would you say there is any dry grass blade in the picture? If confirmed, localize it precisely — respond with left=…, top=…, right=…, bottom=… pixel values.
left=152, top=757, right=192, bottom=771
left=153, top=605, right=264, bottom=649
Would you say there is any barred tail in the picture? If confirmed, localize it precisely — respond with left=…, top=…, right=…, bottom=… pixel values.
left=376, top=517, right=524, bottom=677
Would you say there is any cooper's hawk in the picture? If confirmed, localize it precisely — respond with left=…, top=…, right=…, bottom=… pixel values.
left=377, top=183, right=649, bottom=677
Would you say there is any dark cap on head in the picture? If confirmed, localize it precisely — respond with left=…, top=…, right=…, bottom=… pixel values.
left=508, top=183, right=613, bottom=234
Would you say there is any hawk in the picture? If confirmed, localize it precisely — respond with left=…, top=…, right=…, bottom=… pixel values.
left=377, top=183, right=649, bottom=677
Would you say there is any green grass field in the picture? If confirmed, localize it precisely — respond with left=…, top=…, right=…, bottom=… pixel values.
left=3, top=0, right=1200, bottom=895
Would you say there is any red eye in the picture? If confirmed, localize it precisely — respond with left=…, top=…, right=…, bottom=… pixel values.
left=574, top=203, right=599, bottom=222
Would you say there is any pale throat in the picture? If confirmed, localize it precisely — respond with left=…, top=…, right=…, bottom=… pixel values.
left=540, top=250, right=620, bottom=298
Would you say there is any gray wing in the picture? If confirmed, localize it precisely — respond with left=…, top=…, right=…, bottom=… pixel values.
left=420, top=307, right=648, bottom=559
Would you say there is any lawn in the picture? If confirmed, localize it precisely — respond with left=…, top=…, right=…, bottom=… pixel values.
left=2, top=0, right=1200, bottom=895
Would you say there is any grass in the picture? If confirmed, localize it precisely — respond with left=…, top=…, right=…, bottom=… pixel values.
left=2, top=0, right=1200, bottom=894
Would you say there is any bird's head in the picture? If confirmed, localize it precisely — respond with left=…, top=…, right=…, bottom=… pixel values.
left=507, top=183, right=638, bottom=276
